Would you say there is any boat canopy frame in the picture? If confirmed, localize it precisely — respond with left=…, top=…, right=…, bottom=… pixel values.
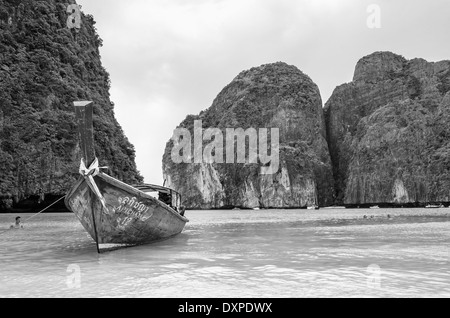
left=133, top=183, right=183, bottom=211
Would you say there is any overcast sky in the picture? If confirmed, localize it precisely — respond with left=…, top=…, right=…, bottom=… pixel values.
left=76, top=0, right=450, bottom=184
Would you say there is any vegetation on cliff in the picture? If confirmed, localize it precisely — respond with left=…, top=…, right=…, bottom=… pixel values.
left=0, top=0, right=142, bottom=211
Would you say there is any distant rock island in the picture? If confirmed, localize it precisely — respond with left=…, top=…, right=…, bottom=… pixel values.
left=165, top=52, right=450, bottom=209
left=325, top=51, right=450, bottom=206
left=163, top=62, right=335, bottom=209
left=0, top=0, right=142, bottom=212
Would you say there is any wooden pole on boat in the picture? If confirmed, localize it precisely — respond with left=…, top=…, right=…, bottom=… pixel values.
left=74, top=101, right=101, bottom=254
left=74, top=101, right=96, bottom=167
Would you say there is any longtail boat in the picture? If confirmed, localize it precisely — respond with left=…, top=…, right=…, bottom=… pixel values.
left=65, top=101, right=188, bottom=253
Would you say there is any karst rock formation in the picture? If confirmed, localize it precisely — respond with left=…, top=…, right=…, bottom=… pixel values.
left=163, top=62, right=334, bottom=209
left=0, top=0, right=142, bottom=211
left=325, top=51, right=450, bottom=206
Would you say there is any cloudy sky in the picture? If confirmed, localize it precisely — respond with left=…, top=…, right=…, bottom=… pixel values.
left=76, top=0, right=450, bottom=184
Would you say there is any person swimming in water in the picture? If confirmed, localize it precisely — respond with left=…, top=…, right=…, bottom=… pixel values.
left=10, top=217, right=24, bottom=230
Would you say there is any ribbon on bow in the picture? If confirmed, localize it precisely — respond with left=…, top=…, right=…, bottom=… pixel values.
left=79, top=158, right=109, bottom=211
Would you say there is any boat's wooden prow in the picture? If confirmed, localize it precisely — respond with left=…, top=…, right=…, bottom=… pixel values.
left=66, top=101, right=188, bottom=253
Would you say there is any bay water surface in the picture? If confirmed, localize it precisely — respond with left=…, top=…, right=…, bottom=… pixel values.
left=0, top=208, right=449, bottom=298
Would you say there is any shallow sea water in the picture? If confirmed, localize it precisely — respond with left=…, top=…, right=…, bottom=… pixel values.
left=0, top=208, right=449, bottom=298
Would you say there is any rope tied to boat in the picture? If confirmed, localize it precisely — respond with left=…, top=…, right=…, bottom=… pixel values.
left=0, top=195, right=66, bottom=236
left=79, top=158, right=108, bottom=211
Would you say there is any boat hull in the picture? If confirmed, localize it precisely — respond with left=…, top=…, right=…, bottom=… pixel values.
left=65, top=173, right=188, bottom=250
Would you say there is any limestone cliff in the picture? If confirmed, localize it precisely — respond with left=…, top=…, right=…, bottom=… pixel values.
left=0, top=0, right=143, bottom=211
left=325, top=52, right=450, bottom=205
left=163, top=62, right=334, bottom=209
